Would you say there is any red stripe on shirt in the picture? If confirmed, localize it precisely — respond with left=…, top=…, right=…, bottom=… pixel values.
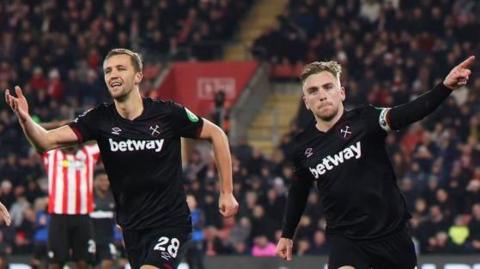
left=85, top=149, right=93, bottom=213
left=62, top=156, right=69, bottom=213
left=48, top=152, right=58, bottom=214
left=44, top=146, right=98, bottom=214
left=75, top=160, right=82, bottom=214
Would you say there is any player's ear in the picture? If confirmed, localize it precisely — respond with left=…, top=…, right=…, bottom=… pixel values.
left=303, top=95, right=310, bottom=110
left=340, top=86, right=346, bottom=102
left=134, top=72, right=143, bottom=85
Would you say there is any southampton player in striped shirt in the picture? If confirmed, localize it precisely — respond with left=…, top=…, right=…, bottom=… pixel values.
left=5, top=48, right=239, bottom=269
left=276, top=56, right=475, bottom=269
left=41, top=142, right=100, bottom=269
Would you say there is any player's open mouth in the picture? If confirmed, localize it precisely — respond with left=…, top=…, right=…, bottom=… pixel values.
left=110, top=81, right=122, bottom=88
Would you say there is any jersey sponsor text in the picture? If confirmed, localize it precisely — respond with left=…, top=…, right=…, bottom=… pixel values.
left=308, top=141, right=362, bottom=178
left=108, top=138, right=164, bottom=152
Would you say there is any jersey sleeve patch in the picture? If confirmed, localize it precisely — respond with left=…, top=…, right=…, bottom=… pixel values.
left=378, top=107, right=392, bottom=132
left=185, top=108, right=199, bottom=123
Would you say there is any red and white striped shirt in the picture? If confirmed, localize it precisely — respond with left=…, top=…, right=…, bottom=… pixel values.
left=42, top=144, right=100, bottom=215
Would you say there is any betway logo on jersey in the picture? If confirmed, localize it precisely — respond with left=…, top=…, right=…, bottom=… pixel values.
left=108, top=138, right=164, bottom=152
left=308, top=141, right=362, bottom=178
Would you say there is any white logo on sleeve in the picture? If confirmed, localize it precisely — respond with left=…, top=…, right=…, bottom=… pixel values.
left=109, top=138, right=164, bottom=152
left=308, top=141, right=362, bottom=179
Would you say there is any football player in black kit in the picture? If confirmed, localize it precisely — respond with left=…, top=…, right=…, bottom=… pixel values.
left=5, top=48, right=239, bottom=269
left=276, top=56, right=475, bottom=269
left=91, top=172, right=116, bottom=269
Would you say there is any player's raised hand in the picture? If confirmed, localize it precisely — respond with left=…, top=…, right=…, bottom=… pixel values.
left=443, top=56, right=475, bottom=90
left=5, top=86, right=30, bottom=122
left=218, top=192, right=239, bottom=217
left=276, top=237, right=294, bottom=261
left=0, top=202, right=11, bottom=226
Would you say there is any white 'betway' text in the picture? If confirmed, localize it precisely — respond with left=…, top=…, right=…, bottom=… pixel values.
left=308, top=141, right=362, bottom=178
left=109, top=138, right=164, bottom=152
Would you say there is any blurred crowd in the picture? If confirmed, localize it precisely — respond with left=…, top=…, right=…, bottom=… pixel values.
left=253, top=0, right=480, bottom=81
left=0, top=0, right=480, bottom=264
left=0, top=0, right=252, bottom=118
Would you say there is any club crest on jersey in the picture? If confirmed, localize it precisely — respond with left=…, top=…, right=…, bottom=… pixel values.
left=149, top=124, right=161, bottom=137
left=308, top=141, right=362, bottom=179
left=111, top=127, right=122, bottom=135
left=338, top=124, right=352, bottom=139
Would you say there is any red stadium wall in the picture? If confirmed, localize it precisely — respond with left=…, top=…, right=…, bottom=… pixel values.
left=154, top=61, right=259, bottom=116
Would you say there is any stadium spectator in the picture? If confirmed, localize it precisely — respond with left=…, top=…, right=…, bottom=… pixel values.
left=447, top=215, right=470, bottom=253
left=185, top=194, right=206, bottom=269
left=251, top=235, right=276, bottom=257
left=307, top=230, right=329, bottom=255
left=468, top=203, right=480, bottom=252
left=30, top=198, right=49, bottom=269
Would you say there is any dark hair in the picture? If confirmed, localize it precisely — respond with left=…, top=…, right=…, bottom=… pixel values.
left=104, top=48, right=143, bottom=72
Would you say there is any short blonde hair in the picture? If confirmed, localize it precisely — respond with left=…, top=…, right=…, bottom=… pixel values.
left=300, top=61, right=342, bottom=83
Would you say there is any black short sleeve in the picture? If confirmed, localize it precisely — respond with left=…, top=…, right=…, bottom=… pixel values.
left=168, top=102, right=204, bottom=138
left=364, top=105, right=392, bottom=136
left=293, top=160, right=315, bottom=182
left=68, top=107, right=100, bottom=142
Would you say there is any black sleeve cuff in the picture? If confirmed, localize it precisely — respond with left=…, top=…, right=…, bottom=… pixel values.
left=434, top=82, right=454, bottom=94
left=281, top=228, right=295, bottom=239
left=68, top=124, right=85, bottom=143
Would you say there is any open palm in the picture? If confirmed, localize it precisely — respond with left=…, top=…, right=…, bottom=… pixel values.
left=4, top=86, right=30, bottom=122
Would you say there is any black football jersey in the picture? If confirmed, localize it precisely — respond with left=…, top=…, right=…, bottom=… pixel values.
left=291, top=105, right=410, bottom=239
left=70, top=98, right=203, bottom=231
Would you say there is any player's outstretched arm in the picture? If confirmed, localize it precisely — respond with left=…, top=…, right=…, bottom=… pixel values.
left=385, top=56, right=475, bottom=131
left=5, top=86, right=79, bottom=153
left=277, top=177, right=312, bottom=261
left=0, top=202, right=11, bottom=226
left=198, top=119, right=239, bottom=218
